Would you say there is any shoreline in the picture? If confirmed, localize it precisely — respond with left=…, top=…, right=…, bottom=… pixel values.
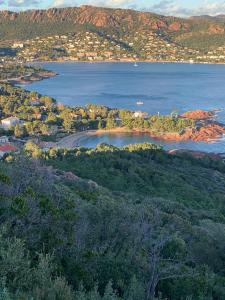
left=54, top=128, right=225, bottom=160
left=0, top=70, right=57, bottom=85
left=30, top=59, right=225, bottom=66
left=56, top=130, right=98, bottom=148
left=55, top=125, right=225, bottom=149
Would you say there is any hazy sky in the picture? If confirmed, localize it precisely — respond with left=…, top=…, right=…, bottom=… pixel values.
left=1, top=0, right=225, bottom=17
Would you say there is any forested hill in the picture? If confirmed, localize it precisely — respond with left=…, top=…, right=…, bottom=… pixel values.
left=1, top=5, right=225, bottom=49
left=1, top=146, right=225, bottom=299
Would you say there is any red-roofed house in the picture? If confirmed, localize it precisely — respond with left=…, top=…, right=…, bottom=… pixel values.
left=0, top=143, right=17, bottom=159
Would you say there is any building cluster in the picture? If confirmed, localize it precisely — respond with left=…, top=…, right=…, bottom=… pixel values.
left=1, top=116, right=21, bottom=130
left=123, top=31, right=200, bottom=62
left=16, top=32, right=136, bottom=62
left=5, top=31, right=225, bottom=64
left=195, top=46, right=225, bottom=63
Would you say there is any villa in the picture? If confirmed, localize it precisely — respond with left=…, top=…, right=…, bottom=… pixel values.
left=1, top=117, right=21, bottom=129
left=12, top=43, right=24, bottom=49
left=133, top=111, right=148, bottom=119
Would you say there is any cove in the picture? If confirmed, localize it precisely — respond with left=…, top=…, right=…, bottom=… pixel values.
left=23, top=62, right=225, bottom=152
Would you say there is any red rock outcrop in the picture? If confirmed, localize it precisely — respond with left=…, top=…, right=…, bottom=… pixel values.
left=163, top=123, right=225, bottom=142
left=208, top=24, right=224, bottom=34
left=100, top=120, right=225, bottom=143
left=182, top=110, right=214, bottom=120
left=169, top=22, right=182, bottom=31
left=0, top=6, right=187, bottom=32
left=190, top=124, right=225, bottom=141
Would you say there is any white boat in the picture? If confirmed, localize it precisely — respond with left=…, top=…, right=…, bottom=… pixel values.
left=134, top=62, right=138, bottom=67
left=136, top=101, right=144, bottom=105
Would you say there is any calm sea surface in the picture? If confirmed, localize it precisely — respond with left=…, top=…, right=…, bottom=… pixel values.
left=24, top=62, right=225, bottom=152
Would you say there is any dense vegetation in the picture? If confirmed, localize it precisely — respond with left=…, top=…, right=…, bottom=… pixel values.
left=41, top=143, right=225, bottom=208
left=1, top=143, right=225, bottom=299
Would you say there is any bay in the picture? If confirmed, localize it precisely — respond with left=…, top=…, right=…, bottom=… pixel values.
left=23, top=62, right=225, bottom=152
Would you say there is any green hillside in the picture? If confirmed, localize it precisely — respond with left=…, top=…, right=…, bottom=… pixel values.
left=1, top=144, right=225, bottom=299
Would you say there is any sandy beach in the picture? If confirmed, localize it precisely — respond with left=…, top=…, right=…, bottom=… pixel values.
left=56, top=130, right=98, bottom=148
left=56, top=128, right=151, bottom=149
left=56, top=129, right=139, bottom=148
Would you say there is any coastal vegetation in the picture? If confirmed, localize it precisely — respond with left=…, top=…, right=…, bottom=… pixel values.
left=1, top=144, right=225, bottom=299
left=26, top=142, right=225, bottom=206
left=0, top=84, right=195, bottom=139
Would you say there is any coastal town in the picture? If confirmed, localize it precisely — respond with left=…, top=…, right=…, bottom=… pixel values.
left=1, top=29, right=225, bottom=64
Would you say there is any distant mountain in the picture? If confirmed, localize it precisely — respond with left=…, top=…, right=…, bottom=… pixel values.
left=0, top=6, right=225, bottom=50
left=191, top=14, right=225, bottom=20
left=216, top=14, right=225, bottom=19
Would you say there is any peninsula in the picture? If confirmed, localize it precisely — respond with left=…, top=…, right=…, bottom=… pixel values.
left=54, top=110, right=225, bottom=150
left=0, top=64, right=57, bottom=84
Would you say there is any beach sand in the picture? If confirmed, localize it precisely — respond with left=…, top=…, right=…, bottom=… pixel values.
left=56, top=130, right=98, bottom=148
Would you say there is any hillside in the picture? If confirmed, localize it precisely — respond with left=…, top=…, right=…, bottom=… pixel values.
left=1, top=146, right=225, bottom=299
left=0, top=6, right=225, bottom=51
left=46, top=143, right=225, bottom=208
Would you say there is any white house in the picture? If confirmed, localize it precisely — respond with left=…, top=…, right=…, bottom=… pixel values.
left=0, top=136, right=9, bottom=144
left=1, top=117, right=21, bottom=130
left=133, top=111, right=148, bottom=119
left=12, top=43, right=24, bottom=49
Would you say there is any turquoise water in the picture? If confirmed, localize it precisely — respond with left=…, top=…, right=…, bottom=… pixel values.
left=24, top=62, right=225, bottom=152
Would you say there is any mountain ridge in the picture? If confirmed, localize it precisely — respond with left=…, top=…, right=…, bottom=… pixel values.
left=0, top=6, right=225, bottom=50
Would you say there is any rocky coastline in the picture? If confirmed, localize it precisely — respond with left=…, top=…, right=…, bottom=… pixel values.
left=1, top=70, right=57, bottom=85
left=53, top=110, right=225, bottom=151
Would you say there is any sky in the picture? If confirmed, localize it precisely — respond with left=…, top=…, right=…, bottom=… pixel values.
left=1, top=0, right=225, bottom=17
